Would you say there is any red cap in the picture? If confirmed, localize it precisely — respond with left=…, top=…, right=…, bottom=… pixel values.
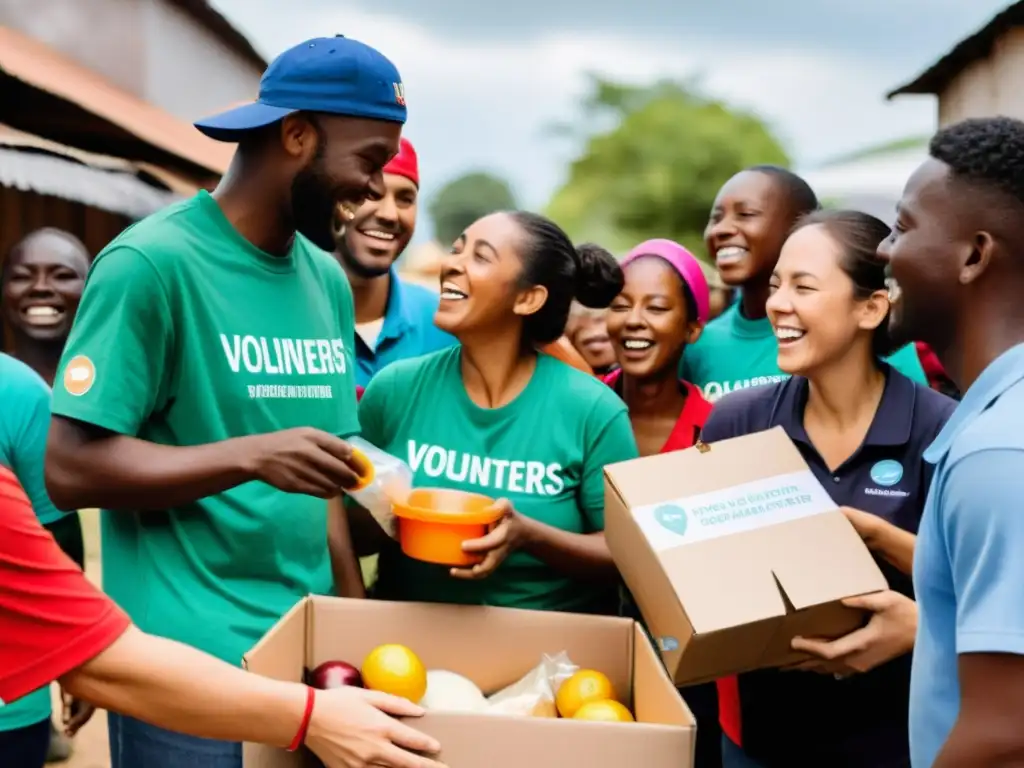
left=383, top=138, right=418, bottom=186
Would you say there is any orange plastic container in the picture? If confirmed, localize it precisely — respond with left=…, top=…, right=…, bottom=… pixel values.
left=392, top=488, right=503, bottom=566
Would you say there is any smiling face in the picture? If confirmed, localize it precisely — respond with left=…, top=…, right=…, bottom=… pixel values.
left=286, top=114, right=402, bottom=252
left=565, top=304, right=616, bottom=371
left=704, top=170, right=797, bottom=288
left=606, top=256, right=702, bottom=380
left=877, top=158, right=964, bottom=352
left=337, top=172, right=418, bottom=279
left=2, top=230, right=89, bottom=343
left=434, top=212, right=548, bottom=342
left=767, top=223, right=888, bottom=376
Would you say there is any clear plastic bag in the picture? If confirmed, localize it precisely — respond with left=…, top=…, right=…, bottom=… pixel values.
left=343, top=436, right=412, bottom=540
left=485, top=651, right=578, bottom=718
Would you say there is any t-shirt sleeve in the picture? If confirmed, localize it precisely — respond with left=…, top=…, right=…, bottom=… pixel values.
left=580, top=407, right=639, bottom=531
left=358, top=364, right=396, bottom=447
left=51, top=246, right=174, bottom=436
left=0, top=468, right=130, bottom=705
left=941, top=449, right=1024, bottom=656
left=699, top=387, right=762, bottom=443
left=5, top=368, right=63, bottom=524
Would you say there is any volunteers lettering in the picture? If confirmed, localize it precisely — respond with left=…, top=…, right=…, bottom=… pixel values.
left=407, top=440, right=565, bottom=496
left=702, top=374, right=788, bottom=402
left=219, top=334, right=348, bottom=376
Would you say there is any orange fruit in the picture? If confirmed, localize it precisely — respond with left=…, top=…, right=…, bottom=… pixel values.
left=555, top=669, right=615, bottom=718
left=573, top=699, right=635, bottom=723
left=361, top=644, right=427, bottom=703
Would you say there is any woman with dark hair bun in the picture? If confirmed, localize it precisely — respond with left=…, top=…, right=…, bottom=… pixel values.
left=701, top=209, right=958, bottom=768
left=353, top=211, right=639, bottom=616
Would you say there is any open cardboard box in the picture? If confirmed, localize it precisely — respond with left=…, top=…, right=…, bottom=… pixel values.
left=604, top=427, right=889, bottom=686
left=243, top=597, right=695, bottom=768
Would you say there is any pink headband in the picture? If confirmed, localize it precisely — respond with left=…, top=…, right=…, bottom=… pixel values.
left=621, top=239, right=711, bottom=324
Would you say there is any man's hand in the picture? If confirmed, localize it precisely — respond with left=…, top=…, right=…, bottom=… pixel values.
left=450, top=500, right=523, bottom=580
left=243, top=428, right=363, bottom=498
left=305, top=687, right=446, bottom=768
left=789, top=591, right=917, bottom=677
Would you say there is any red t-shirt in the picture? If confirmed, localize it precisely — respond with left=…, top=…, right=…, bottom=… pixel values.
left=602, top=370, right=712, bottom=450
left=0, top=466, right=131, bottom=705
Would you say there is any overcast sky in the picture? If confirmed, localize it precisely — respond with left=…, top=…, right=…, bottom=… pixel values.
left=212, top=0, right=1009, bottom=212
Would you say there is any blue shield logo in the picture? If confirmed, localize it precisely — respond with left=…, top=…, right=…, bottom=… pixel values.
left=870, top=459, right=903, bottom=487
left=654, top=504, right=688, bottom=536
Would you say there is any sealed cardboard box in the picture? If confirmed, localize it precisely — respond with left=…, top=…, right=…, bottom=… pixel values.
left=604, top=427, right=888, bottom=686
left=243, top=596, right=695, bottom=768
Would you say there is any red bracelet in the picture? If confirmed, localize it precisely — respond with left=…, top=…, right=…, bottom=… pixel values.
left=287, top=686, right=316, bottom=752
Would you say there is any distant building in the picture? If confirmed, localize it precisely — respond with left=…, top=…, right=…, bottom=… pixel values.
left=0, top=0, right=264, bottom=259
left=887, top=2, right=1024, bottom=125
left=0, top=0, right=265, bottom=122
left=800, top=138, right=928, bottom=221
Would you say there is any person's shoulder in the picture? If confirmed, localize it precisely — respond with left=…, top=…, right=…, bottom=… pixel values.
left=701, top=379, right=786, bottom=440
left=0, top=354, right=48, bottom=397
left=374, top=346, right=458, bottom=386
left=100, top=195, right=205, bottom=255
left=952, top=378, right=1024, bottom=460
left=90, top=195, right=208, bottom=278
left=540, top=355, right=627, bottom=416
left=909, top=378, right=958, bottom=433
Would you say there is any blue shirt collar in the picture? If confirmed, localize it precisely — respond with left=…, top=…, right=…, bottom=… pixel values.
left=776, top=363, right=916, bottom=448
left=379, top=265, right=414, bottom=339
left=924, top=343, right=1024, bottom=463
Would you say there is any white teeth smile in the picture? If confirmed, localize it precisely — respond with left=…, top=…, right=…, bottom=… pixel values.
left=623, top=339, right=653, bottom=350
left=716, top=246, right=748, bottom=265
left=886, top=277, right=902, bottom=304
left=440, top=282, right=468, bottom=300
left=775, top=327, right=805, bottom=341
left=361, top=230, right=395, bottom=241
left=25, top=306, right=60, bottom=317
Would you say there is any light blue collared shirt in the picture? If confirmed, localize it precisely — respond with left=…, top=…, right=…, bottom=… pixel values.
left=910, top=343, right=1024, bottom=767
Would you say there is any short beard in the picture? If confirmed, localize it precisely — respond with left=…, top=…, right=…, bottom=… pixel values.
left=336, top=235, right=393, bottom=280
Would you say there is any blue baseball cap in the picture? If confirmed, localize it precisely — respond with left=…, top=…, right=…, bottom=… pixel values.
left=195, top=35, right=406, bottom=142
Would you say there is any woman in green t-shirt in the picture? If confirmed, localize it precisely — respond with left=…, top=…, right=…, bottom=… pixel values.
left=355, top=211, right=640, bottom=615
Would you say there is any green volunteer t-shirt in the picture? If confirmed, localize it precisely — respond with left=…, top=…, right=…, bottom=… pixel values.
left=51, top=191, right=360, bottom=666
left=0, top=354, right=60, bottom=730
left=680, top=303, right=928, bottom=402
left=361, top=347, right=638, bottom=614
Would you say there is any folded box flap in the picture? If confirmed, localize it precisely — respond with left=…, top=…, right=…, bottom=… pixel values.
left=767, top=513, right=889, bottom=609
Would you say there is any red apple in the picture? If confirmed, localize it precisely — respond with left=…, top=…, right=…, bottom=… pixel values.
left=307, top=660, right=363, bottom=690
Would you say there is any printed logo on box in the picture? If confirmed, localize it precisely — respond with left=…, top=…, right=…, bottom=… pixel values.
left=633, top=469, right=836, bottom=553
left=654, top=504, right=688, bottom=537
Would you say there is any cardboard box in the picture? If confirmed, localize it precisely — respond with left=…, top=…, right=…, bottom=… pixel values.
left=604, top=427, right=888, bottom=686
left=243, top=597, right=695, bottom=768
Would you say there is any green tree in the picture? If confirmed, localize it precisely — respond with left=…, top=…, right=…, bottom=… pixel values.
left=428, top=171, right=518, bottom=245
left=546, top=75, right=790, bottom=255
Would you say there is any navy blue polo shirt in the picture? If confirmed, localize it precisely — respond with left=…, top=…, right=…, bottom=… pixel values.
left=700, top=365, right=956, bottom=767
left=353, top=268, right=456, bottom=387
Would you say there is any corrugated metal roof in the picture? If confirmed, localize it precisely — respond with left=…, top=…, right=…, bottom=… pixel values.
left=0, top=25, right=233, bottom=175
left=0, top=146, right=179, bottom=219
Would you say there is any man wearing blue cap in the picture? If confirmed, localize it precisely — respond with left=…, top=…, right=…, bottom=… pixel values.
left=44, top=37, right=442, bottom=768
